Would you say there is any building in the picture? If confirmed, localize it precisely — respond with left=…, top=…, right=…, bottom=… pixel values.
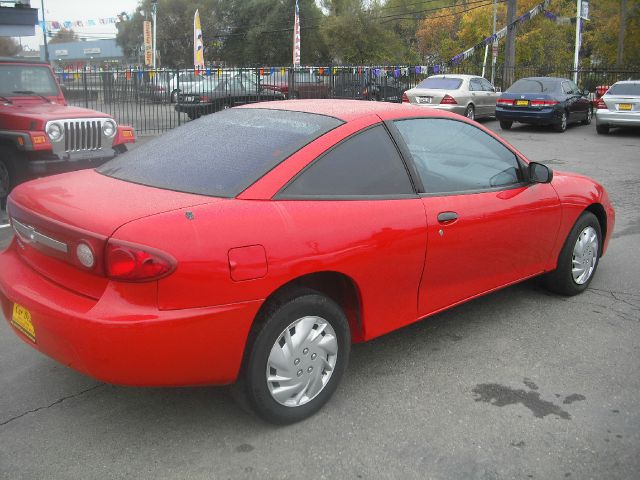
left=40, top=39, right=125, bottom=68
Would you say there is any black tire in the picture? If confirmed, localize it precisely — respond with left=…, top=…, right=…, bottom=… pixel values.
left=187, top=111, right=200, bottom=120
left=554, top=111, right=568, bottom=132
left=543, top=211, right=602, bottom=296
left=582, top=107, right=592, bottom=125
left=596, top=124, right=609, bottom=135
left=0, top=146, right=17, bottom=210
left=114, top=144, right=127, bottom=155
left=465, top=105, right=475, bottom=120
left=242, top=288, right=351, bottom=424
left=170, top=90, right=178, bottom=103
left=499, top=120, right=512, bottom=130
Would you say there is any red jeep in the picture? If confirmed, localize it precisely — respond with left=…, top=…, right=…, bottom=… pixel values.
left=0, top=58, right=135, bottom=207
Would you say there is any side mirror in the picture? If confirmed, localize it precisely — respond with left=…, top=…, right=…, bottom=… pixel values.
left=529, top=162, right=553, bottom=183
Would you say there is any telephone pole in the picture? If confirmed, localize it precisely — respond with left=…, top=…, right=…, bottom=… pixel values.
left=503, top=0, right=517, bottom=88
left=617, top=0, right=627, bottom=67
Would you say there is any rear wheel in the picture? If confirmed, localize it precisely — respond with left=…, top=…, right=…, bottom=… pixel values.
left=543, top=211, right=602, bottom=296
left=465, top=105, right=475, bottom=120
left=554, top=111, right=568, bottom=132
left=596, top=124, right=609, bottom=134
left=582, top=107, right=593, bottom=125
left=243, top=289, right=350, bottom=424
left=499, top=120, right=512, bottom=130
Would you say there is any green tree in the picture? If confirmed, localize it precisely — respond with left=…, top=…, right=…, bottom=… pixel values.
left=0, top=38, right=21, bottom=57
left=583, top=0, right=640, bottom=66
left=49, top=28, right=78, bottom=44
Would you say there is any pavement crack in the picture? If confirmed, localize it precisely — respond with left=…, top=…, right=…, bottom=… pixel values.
left=0, top=384, right=103, bottom=427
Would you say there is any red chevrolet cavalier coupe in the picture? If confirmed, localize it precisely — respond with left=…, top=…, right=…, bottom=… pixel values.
left=0, top=100, right=614, bottom=423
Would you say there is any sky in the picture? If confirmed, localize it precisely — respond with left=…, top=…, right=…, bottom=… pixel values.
left=17, top=0, right=140, bottom=50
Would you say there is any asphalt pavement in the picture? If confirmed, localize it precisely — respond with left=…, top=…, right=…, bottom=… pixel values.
left=0, top=119, right=639, bottom=480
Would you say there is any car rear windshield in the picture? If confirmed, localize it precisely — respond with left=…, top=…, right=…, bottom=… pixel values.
left=416, top=77, right=463, bottom=90
left=0, top=65, right=59, bottom=97
left=507, top=79, right=559, bottom=93
left=607, top=83, right=640, bottom=95
left=98, top=108, right=343, bottom=197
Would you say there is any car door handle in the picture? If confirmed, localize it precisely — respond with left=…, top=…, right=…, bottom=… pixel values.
left=437, top=211, right=458, bottom=223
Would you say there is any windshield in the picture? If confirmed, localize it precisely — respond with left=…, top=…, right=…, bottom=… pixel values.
left=507, top=79, right=559, bottom=93
left=607, top=83, right=640, bottom=96
left=416, top=77, right=463, bottom=90
left=98, top=108, right=343, bottom=198
left=0, top=65, right=60, bottom=97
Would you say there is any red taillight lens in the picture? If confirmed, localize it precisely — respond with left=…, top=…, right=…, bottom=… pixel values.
left=595, top=98, right=607, bottom=109
left=440, top=94, right=457, bottom=105
left=530, top=100, right=559, bottom=107
left=402, top=92, right=409, bottom=103
left=496, top=98, right=514, bottom=106
left=105, top=241, right=176, bottom=282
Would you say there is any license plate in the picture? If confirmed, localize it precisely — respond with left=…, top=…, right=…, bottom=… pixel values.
left=12, top=303, right=35, bottom=342
left=418, top=97, right=432, bottom=104
left=516, top=100, right=529, bottom=106
left=184, top=96, right=195, bottom=102
left=618, top=103, right=632, bottom=111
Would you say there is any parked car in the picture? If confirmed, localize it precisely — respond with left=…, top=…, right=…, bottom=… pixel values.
left=594, top=80, right=640, bottom=134
left=1, top=100, right=614, bottom=424
left=175, top=73, right=284, bottom=119
left=261, top=70, right=330, bottom=99
left=331, top=72, right=405, bottom=102
left=402, top=74, right=500, bottom=120
left=496, top=77, right=592, bottom=132
left=0, top=57, right=135, bottom=208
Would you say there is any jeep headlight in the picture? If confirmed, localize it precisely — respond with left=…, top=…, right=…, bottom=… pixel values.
left=46, top=122, right=63, bottom=142
left=102, top=119, right=117, bottom=137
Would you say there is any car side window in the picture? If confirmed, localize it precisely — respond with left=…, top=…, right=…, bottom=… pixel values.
left=480, top=78, right=495, bottom=92
left=393, top=118, right=523, bottom=194
left=562, top=81, right=573, bottom=94
left=469, top=79, right=482, bottom=91
left=278, top=125, right=414, bottom=198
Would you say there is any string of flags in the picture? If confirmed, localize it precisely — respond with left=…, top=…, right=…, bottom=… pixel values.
left=40, top=16, right=126, bottom=31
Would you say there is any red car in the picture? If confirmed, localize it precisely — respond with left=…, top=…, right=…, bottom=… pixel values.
left=0, top=100, right=614, bottom=424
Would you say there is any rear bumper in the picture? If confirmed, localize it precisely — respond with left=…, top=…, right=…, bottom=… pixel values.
left=595, top=111, right=640, bottom=127
left=14, top=149, right=119, bottom=183
left=496, top=107, right=560, bottom=124
left=0, top=242, right=261, bottom=386
left=411, top=103, right=467, bottom=116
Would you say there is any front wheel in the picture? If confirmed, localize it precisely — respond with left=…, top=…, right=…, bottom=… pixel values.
left=465, top=105, right=475, bottom=120
left=582, top=107, right=592, bottom=125
left=0, top=148, right=16, bottom=210
left=543, top=211, right=602, bottom=296
left=499, top=120, right=512, bottom=130
left=243, top=289, right=351, bottom=424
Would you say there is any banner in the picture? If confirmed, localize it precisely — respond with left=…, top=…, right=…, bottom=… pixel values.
left=143, top=21, right=152, bottom=67
left=292, top=0, right=301, bottom=66
left=194, top=10, right=204, bottom=68
left=44, top=17, right=120, bottom=31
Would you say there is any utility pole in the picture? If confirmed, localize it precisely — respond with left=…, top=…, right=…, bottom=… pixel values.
left=151, top=0, right=157, bottom=69
left=617, top=0, right=627, bottom=67
left=491, top=0, right=498, bottom=85
left=503, top=0, right=516, bottom=88
left=41, top=0, right=49, bottom=63
left=572, top=0, right=581, bottom=82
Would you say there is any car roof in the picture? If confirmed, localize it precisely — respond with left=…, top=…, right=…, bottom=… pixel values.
left=426, top=74, right=478, bottom=80
left=612, top=80, right=640, bottom=84
left=516, top=76, right=568, bottom=82
left=240, top=99, right=458, bottom=122
left=0, top=57, right=50, bottom=66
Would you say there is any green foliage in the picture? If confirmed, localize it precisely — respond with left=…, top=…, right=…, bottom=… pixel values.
left=49, top=28, right=78, bottom=44
left=0, top=38, right=21, bottom=57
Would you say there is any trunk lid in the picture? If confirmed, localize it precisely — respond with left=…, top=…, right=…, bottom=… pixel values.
left=8, top=169, right=214, bottom=299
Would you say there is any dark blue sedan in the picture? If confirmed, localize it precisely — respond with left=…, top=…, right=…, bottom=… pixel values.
left=496, top=77, right=592, bottom=132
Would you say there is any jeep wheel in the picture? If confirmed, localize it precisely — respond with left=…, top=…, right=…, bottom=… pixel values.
left=0, top=147, right=16, bottom=209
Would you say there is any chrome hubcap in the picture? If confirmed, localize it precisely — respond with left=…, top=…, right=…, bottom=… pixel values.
left=266, top=316, right=338, bottom=407
left=467, top=107, right=474, bottom=120
left=572, top=226, right=598, bottom=284
left=561, top=113, right=567, bottom=130
left=0, top=162, right=9, bottom=197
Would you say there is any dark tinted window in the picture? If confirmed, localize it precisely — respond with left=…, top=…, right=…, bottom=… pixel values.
left=416, top=77, right=463, bottom=90
left=98, top=109, right=342, bottom=197
left=608, top=83, right=640, bottom=95
left=507, top=78, right=560, bottom=94
left=279, top=125, right=414, bottom=198
left=394, top=119, right=523, bottom=194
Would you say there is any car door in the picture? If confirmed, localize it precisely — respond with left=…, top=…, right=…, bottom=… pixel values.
left=562, top=80, right=586, bottom=122
left=469, top=78, right=488, bottom=117
left=389, top=118, right=562, bottom=316
left=480, top=77, right=499, bottom=116
left=275, top=124, right=428, bottom=339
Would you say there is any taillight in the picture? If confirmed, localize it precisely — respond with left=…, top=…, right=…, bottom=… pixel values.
left=530, top=100, right=559, bottom=107
left=440, top=94, right=457, bottom=105
left=200, top=95, right=211, bottom=102
left=105, top=240, right=176, bottom=282
left=496, top=98, right=514, bottom=106
left=402, top=92, right=409, bottom=103
left=595, top=98, right=607, bottom=109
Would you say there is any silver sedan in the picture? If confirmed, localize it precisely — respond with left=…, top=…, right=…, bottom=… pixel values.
left=402, top=74, right=500, bottom=120
left=595, top=80, right=640, bottom=134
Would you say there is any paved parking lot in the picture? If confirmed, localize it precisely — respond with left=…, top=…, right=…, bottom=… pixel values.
left=0, top=119, right=639, bottom=480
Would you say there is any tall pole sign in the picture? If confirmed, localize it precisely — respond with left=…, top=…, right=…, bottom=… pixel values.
left=143, top=20, right=152, bottom=67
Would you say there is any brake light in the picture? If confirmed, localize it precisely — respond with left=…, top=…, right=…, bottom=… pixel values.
left=105, top=240, right=176, bottom=282
left=496, top=98, right=514, bottom=106
left=595, top=98, right=607, bottom=109
left=530, top=100, right=559, bottom=107
left=200, top=95, right=211, bottom=102
left=402, top=92, right=409, bottom=103
left=440, top=94, right=457, bottom=105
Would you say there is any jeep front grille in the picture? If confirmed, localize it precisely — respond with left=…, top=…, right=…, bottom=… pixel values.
left=63, top=120, right=102, bottom=152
